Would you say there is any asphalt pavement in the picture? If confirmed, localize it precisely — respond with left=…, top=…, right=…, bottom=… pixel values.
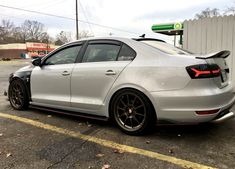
left=0, top=59, right=234, bottom=169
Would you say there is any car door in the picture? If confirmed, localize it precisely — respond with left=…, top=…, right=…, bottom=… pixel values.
left=70, top=40, right=136, bottom=112
left=31, top=44, right=83, bottom=107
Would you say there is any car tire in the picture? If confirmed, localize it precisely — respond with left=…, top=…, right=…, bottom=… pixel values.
left=8, top=79, right=29, bottom=110
left=110, top=89, right=156, bottom=135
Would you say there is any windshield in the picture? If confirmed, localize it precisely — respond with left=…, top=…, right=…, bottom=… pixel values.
left=140, top=40, right=193, bottom=55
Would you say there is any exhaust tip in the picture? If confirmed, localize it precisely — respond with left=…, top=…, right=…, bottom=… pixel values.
left=211, top=112, right=234, bottom=124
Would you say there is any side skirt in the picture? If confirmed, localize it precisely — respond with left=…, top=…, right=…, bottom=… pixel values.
left=29, top=105, right=109, bottom=121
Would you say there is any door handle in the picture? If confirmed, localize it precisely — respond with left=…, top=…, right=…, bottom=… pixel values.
left=62, top=71, right=70, bottom=76
left=105, top=70, right=116, bottom=75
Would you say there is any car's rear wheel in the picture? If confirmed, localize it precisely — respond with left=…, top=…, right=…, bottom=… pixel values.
left=110, top=89, right=156, bottom=135
left=8, top=79, right=29, bottom=110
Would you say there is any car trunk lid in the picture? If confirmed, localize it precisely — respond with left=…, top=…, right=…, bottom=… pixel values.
left=195, top=50, right=230, bottom=88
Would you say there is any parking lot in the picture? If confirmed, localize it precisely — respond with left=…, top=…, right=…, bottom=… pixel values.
left=0, top=60, right=235, bottom=169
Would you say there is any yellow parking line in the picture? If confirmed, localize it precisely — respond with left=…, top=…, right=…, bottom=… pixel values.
left=0, top=112, right=217, bottom=169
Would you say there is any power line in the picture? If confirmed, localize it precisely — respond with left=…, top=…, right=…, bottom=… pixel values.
left=79, top=1, right=94, bottom=36
left=0, top=4, right=139, bottom=35
left=20, top=0, right=67, bottom=11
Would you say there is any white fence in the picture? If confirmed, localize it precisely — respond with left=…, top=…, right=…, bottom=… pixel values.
left=183, top=15, right=235, bottom=87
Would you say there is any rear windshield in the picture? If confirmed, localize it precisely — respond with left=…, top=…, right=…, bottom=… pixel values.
left=140, top=40, right=192, bottom=55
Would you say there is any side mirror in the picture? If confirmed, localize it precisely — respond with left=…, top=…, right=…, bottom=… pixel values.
left=32, top=57, right=42, bottom=66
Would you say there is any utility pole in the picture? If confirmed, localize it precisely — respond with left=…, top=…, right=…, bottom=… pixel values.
left=75, top=0, right=79, bottom=40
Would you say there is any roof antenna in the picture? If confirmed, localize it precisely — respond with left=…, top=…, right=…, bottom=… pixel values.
left=139, top=34, right=145, bottom=38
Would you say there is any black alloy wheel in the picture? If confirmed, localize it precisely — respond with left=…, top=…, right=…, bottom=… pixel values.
left=111, top=89, right=156, bottom=135
left=8, top=80, right=29, bottom=110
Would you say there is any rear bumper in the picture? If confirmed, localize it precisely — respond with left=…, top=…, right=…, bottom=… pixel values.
left=150, top=82, right=235, bottom=123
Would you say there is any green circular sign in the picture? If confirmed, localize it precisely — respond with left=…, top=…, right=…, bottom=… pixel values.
left=174, top=22, right=182, bottom=30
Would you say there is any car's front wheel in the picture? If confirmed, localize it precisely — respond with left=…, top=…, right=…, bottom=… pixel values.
left=110, top=89, right=156, bottom=135
left=8, top=79, right=29, bottom=110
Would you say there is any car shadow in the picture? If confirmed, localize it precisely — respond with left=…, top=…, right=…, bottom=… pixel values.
left=27, top=107, right=234, bottom=139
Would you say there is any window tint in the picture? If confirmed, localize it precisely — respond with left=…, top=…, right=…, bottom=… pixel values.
left=82, top=44, right=121, bottom=62
left=118, top=44, right=136, bottom=61
left=45, top=46, right=81, bottom=65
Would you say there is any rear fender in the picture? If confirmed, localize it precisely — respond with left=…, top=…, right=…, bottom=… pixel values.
left=104, top=84, right=159, bottom=118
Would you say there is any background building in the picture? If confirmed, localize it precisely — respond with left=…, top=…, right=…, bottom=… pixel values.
left=0, top=43, right=27, bottom=59
left=26, top=42, right=59, bottom=58
left=0, top=42, right=59, bottom=59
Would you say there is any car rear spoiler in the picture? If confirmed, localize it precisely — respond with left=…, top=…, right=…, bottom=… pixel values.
left=196, top=50, right=230, bottom=59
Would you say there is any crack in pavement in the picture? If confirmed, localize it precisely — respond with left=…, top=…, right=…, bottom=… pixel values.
left=46, top=128, right=101, bottom=169
left=69, top=129, right=108, bottom=169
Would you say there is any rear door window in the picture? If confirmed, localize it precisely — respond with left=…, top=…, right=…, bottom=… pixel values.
left=82, top=44, right=121, bottom=62
left=118, top=44, right=136, bottom=61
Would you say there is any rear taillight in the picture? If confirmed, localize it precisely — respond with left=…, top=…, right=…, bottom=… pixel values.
left=186, top=64, right=221, bottom=79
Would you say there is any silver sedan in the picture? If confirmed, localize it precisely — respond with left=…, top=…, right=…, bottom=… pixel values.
left=8, top=37, right=235, bottom=135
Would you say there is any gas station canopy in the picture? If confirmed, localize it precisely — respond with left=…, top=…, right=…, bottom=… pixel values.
left=151, top=22, right=183, bottom=36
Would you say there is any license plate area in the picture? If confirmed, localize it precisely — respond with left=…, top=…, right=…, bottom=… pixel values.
left=221, top=70, right=227, bottom=83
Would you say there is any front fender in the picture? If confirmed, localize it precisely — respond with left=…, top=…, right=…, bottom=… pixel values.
left=9, top=71, right=32, bottom=101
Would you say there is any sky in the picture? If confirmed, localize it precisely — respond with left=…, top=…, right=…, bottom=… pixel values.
left=0, top=0, right=234, bottom=43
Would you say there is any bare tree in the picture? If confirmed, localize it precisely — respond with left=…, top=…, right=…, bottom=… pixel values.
left=55, top=31, right=72, bottom=45
left=195, top=8, right=220, bottom=19
left=224, top=7, right=235, bottom=15
left=225, top=7, right=235, bottom=15
left=0, top=20, right=15, bottom=44
left=40, top=32, right=50, bottom=43
left=54, top=30, right=93, bottom=45
left=21, top=20, right=48, bottom=42
left=224, top=1, right=235, bottom=15
left=0, top=19, right=92, bottom=45
left=12, top=27, right=26, bottom=43
left=79, top=30, right=93, bottom=39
